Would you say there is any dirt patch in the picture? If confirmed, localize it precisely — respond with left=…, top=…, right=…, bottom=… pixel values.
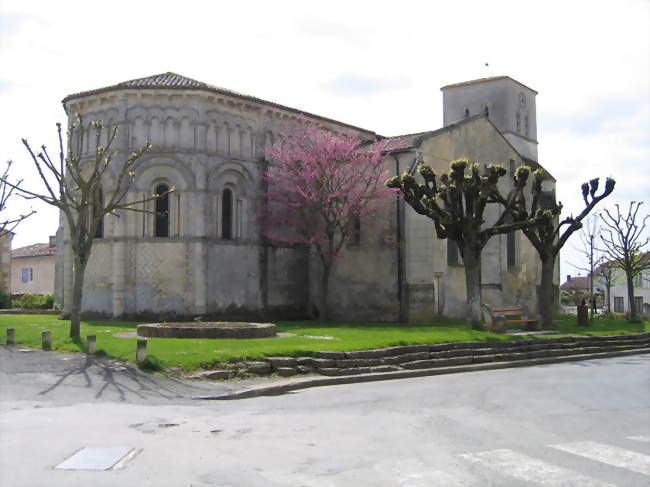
left=113, top=332, right=139, bottom=338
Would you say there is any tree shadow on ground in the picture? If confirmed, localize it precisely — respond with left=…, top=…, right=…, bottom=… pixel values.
left=37, top=355, right=208, bottom=402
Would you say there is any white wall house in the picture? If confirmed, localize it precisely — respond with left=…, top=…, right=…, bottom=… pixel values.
left=11, top=237, right=56, bottom=295
left=597, top=254, right=650, bottom=316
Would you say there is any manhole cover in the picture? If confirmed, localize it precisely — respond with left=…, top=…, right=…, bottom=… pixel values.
left=55, top=446, right=135, bottom=470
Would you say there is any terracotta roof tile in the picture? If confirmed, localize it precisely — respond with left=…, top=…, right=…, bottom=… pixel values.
left=62, top=72, right=376, bottom=136
left=560, top=276, right=590, bottom=290
left=11, top=243, right=55, bottom=258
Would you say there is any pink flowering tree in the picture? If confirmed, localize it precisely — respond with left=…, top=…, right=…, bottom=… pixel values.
left=263, top=124, right=394, bottom=320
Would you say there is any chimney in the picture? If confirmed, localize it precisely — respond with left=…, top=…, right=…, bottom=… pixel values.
left=566, top=275, right=571, bottom=282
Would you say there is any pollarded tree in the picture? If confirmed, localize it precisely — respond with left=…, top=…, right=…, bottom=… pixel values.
left=263, top=125, right=394, bottom=320
left=386, top=160, right=543, bottom=326
left=508, top=170, right=615, bottom=329
left=599, top=201, right=649, bottom=321
left=8, top=117, right=161, bottom=338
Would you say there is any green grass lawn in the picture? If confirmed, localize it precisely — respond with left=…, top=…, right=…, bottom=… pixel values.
left=0, top=314, right=647, bottom=372
left=552, top=314, right=650, bottom=336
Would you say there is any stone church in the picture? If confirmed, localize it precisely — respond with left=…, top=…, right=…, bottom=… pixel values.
left=54, top=73, right=557, bottom=321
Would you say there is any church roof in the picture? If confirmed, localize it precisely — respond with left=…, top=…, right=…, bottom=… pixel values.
left=62, top=72, right=377, bottom=135
left=378, top=114, right=487, bottom=152
left=441, top=76, right=538, bottom=95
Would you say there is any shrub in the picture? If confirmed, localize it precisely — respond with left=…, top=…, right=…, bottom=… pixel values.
left=0, top=291, right=10, bottom=309
left=12, top=293, right=55, bottom=309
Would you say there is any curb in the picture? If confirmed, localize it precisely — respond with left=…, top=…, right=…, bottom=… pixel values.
left=194, top=348, right=650, bottom=401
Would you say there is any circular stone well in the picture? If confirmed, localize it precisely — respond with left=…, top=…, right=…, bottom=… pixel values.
left=137, top=322, right=276, bottom=339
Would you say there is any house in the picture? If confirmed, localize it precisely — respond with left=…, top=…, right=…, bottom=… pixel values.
left=11, top=237, right=56, bottom=295
left=595, top=253, right=650, bottom=315
left=54, top=73, right=558, bottom=321
left=560, top=274, right=592, bottom=305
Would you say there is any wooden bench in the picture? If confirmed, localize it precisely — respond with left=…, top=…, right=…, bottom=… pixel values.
left=492, top=305, right=535, bottom=324
left=487, top=305, right=539, bottom=331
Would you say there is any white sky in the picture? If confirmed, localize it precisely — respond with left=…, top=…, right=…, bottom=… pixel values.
left=1, top=0, right=648, bottom=280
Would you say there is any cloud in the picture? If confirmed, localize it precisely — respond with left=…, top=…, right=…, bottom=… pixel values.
left=296, top=17, right=362, bottom=44
left=0, top=79, right=13, bottom=94
left=0, top=13, right=30, bottom=34
left=322, top=75, right=411, bottom=97
left=542, top=96, right=647, bottom=136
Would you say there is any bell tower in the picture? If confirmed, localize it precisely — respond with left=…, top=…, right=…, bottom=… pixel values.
left=441, top=76, right=538, bottom=161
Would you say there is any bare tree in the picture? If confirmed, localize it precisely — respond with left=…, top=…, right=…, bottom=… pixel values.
left=569, top=215, right=601, bottom=321
left=597, top=261, right=618, bottom=313
left=599, top=201, right=649, bottom=321
left=0, top=161, right=35, bottom=233
left=7, top=117, right=162, bottom=338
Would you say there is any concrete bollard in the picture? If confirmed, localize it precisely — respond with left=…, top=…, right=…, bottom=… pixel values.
left=42, top=331, right=52, bottom=351
left=87, top=335, right=96, bottom=354
left=6, top=328, right=15, bottom=345
left=136, top=338, right=147, bottom=363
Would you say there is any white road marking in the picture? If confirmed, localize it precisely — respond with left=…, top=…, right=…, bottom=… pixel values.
left=460, top=448, right=616, bottom=486
left=551, top=441, right=650, bottom=476
left=628, top=436, right=650, bottom=443
left=374, top=458, right=464, bottom=486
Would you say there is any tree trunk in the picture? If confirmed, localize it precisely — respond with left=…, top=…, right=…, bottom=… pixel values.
left=70, top=254, right=87, bottom=339
left=626, top=273, right=637, bottom=321
left=320, top=261, right=332, bottom=321
left=539, top=254, right=556, bottom=330
left=462, top=246, right=482, bottom=326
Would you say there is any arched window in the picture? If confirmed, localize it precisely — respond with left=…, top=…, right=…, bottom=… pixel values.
left=447, top=240, right=460, bottom=266
left=93, top=188, right=104, bottom=238
left=221, top=188, right=233, bottom=239
left=154, top=183, right=170, bottom=237
left=525, top=116, right=529, bottom=136
left=516, top=112, right=521, bottom=133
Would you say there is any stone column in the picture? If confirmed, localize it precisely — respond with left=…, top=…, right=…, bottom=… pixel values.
left=112, top=210, right=127, bottom=318
left=195, top=123, right=207, bottom=152
left=192, top=164, right=207, bottom=315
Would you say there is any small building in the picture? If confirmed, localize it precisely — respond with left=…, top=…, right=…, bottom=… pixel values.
left=11, top=237, right=56, bottom=295
left=596, top=254, right=650, bottom=315
left=560, top=274, right=591, bottom=305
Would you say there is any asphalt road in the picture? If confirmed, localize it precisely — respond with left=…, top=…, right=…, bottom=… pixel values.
left=0, top=346, right=649, bottom=486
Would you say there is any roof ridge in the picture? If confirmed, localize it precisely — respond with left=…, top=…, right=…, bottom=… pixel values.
left=61, top=72, right=377, bottom=135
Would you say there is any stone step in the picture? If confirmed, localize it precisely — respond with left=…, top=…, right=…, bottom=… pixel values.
left=235, top=333, right=650, bottom=378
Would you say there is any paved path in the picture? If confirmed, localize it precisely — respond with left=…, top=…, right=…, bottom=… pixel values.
left=1, top=346, right=649, bottom=486
left=0, top=345, right=264, bottom=406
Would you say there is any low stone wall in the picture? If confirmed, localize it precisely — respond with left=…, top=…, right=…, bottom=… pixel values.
left=189, top=332, right=650, bottom=380
left=137, top=322, right=276, bottom=339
